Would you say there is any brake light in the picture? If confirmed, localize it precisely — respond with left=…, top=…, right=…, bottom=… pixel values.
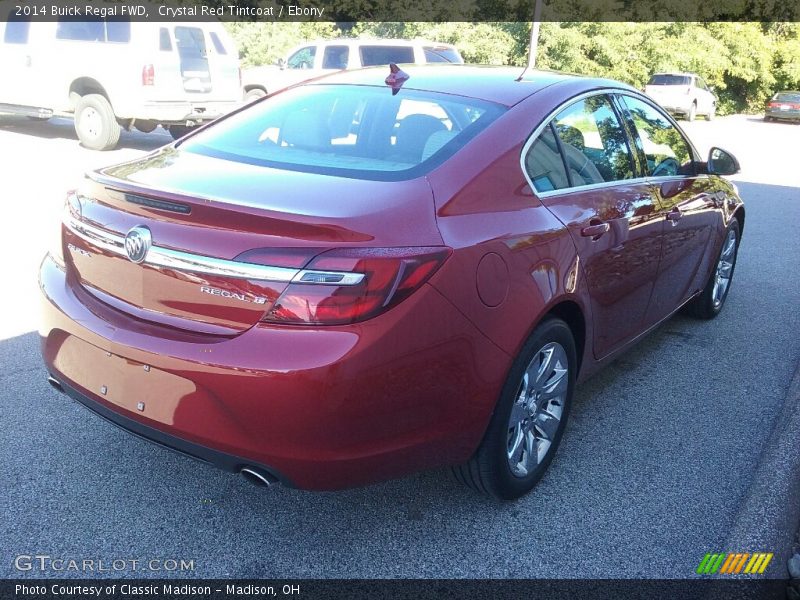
left=142, top=64, right=155, bottom=86
left=263, top=247, right=451, bottom=325
left=768, top=102, right=779, bottom=108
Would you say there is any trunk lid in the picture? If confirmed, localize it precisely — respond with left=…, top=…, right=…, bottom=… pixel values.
left=65, top=147, right=442, bottom=334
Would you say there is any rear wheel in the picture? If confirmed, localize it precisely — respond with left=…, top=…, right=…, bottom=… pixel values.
left=687, top=102, right=697, bottom=121
left=453, top=317, right=576, bottom=500
left=686, top=220, right=740, bottom=319
left=74, top=94, right=121, bottom=151
left=169, top=124, right=197, bottom=140
left=705, top=104, right=715, bottom=121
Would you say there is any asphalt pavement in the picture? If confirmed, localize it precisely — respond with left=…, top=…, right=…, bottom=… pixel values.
left=0, top=113, right=798, bottom=579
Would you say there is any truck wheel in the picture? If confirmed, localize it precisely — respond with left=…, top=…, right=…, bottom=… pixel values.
left=74, top=94, right=121, bottom=151
left=687, top=102, right=697, bottom=122
left=245, top=88, right=267, bottom=102
left=168, top=125, right=197, bottom=140
left=705, top=104, right=715, bottom=121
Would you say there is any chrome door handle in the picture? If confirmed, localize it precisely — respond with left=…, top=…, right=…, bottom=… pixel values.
left=666, top=208, right=683, bottom=224
left=581, top=222, right=610, bottom=238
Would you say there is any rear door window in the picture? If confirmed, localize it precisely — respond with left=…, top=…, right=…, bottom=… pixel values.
left=3, top=16, right=30, bottom=44
left=618, top=95, right=694, bottom=177
left=550, top=95, right=635, bottom=186
left=322, top=45, right=349, bottom=69
left=359, top=45, right=415, bottom=66
left=524, top=124, right=570, bottom=192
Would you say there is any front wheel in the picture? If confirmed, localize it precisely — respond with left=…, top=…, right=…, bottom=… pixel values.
left=453, top=317, right=576, bottom=500
left=245, top=88, right=267, bottom=102
left=686, top=220, right=740, bottom=319
left=74, top=94, right=121, bottom=151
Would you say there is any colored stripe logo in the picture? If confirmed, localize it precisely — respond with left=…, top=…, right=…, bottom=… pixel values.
left=696, top=552, right=773, bottom=575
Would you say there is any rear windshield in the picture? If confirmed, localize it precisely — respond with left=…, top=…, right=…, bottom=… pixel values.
left=648, top=75, right=691, bottom=86
left=180, top=84, right=505, bottom=181
left=773, top=92, right=800, bottom=102
left=423, top=46, right=464, bottom=63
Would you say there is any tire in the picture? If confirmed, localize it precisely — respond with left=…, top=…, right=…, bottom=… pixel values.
left=705, top=104, right=715, bottom=121
left=686, top=220, right=740, bottom=319
left=245, top=88, right=267, bottom=102
left=168, top=125, right=197, bottom=140
left=134, top=120, right=157, bottom=134
left=687, top=102, right=697, bottom=122
left=453, top=317, right=577, bottom=500
left=74, top=94, right=121, bottom=151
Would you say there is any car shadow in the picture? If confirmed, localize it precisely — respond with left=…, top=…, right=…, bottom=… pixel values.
left=0, top=114, right=172, bottom=152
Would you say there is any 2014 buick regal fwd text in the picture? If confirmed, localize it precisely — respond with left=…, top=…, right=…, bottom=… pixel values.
left=40, top=65, right=744, bottom=500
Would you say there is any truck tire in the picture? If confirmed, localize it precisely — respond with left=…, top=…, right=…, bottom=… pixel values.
left=245, top=88, right=267, bottom=102
left=74, top=94, right=121, bottom=151
left=168, top=125, right=197, bottom=140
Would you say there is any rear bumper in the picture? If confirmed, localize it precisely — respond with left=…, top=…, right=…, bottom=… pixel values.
left=39, top=255, right=509, bottom=490
left=134, top=100, right=243, bottom=124
left=765, top=108, right=800, bottom=121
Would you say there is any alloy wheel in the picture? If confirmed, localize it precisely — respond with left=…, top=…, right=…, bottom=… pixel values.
left=507, top=342, right=569, bottom=477
left=712, top=228, right=737, bottom=308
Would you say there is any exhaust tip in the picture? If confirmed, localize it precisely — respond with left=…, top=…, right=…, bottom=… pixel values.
left=240, top=466, right=278, bottom=488
left=48, top=376, right=64, bottom=394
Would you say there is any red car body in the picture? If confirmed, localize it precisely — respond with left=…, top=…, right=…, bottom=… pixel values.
left=40, top=66, right=744, bottom=491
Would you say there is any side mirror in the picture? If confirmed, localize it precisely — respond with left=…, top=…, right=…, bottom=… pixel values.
left=276, top=57, right=285, bottom=69
left=707, top=147, right=740, bottom=176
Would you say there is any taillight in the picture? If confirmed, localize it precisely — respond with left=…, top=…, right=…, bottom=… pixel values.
left=263, top=247, right=451, bottom=325
left=768, top=102, right=779, bottom=108
left=238, top=67, right=242, bottom=88
left=142, top=64, right=155, bottom=86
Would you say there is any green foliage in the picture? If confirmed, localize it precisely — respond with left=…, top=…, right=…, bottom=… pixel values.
left=227, top=21, right=800, bottom=113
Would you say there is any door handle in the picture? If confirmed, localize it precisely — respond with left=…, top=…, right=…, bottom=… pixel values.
left=666, top=208, right=683, bottom=224
left=581, top=221, right=610, bottom=239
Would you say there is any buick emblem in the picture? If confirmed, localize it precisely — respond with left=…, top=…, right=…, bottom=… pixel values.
left=124, top=226, right=152, bottom=264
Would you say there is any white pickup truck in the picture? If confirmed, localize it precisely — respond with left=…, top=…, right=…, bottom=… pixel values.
left=242, top=38, right=463, bottom=101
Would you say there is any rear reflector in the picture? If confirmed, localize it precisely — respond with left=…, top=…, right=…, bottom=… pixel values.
left=263, top=247, right=451, bottom=325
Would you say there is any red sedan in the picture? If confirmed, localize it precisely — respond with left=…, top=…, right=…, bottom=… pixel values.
left=40, top=66, right=744, bottom=499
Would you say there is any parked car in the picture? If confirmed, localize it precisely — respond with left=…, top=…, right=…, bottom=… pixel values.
left=41, top=65, right=744, bottom=500
left=764, top=91, right=800, bottom=122
left=0, top=19, right=242, bottom=150
left=241, top=38, right=463, bottom=101
left=644, top=72, right=716, bottom=121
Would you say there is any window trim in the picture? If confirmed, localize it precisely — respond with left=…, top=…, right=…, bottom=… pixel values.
left=520, top=88, right=703, bottom=199
left=613, top=91, right=700, bottom=179
left=521, top=88, right=647, bottom=198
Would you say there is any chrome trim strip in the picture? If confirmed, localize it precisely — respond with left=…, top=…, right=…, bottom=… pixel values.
left=65, top=217, right=365, bottom=286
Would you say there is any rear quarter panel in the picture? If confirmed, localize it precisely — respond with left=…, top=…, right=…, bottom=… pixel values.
left=426, top=81, right=596, bottom=369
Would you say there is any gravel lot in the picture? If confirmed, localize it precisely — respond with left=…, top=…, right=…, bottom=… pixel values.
left=0, top=112, right=798, bottom=579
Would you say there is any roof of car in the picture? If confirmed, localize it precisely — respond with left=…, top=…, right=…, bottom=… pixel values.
left=307, top=65, right=635, bottom=107
left=652, top=72, right=698, bottom=77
